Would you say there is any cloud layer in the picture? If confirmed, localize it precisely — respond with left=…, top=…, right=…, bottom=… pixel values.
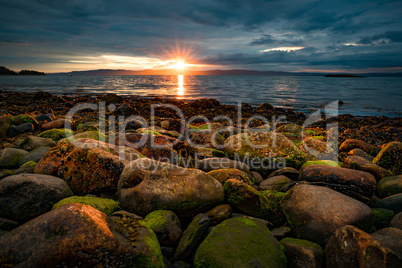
left=0, top=0, right=401, bottom=72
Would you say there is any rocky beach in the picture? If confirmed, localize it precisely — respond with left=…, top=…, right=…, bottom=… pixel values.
left=0, top=90, right=402, bottom=267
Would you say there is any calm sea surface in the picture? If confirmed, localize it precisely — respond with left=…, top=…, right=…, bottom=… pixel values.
left=0, top=75, right=401, bottom=117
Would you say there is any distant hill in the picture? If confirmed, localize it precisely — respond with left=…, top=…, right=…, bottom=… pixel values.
left=47, top=68, right=402, bottom=77
left=0, top=66, right=45, bottom=75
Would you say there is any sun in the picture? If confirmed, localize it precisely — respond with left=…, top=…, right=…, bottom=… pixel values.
left=172, top=60, right=187, bottom=71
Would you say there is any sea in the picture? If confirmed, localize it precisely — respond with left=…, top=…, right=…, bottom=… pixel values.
left=0, top=75, right=401, bottom=117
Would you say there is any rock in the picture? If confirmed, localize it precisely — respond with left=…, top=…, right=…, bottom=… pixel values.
left=300, top=137, right=337, bottom=160
left=173, top=213, right=210, bottom=262
left=0, top=203, right=163, bottom=267
left=188, top=129, right=225, bottom=149
left=19, top=146, right=50, bottom=166
left=118, top=158, right=224, bottom=220
left=271, top=226, right=292, bottom=240
left=377, top=175, right=402, bottom=198
left=14, top=161, right=36, bottom=174
left=281, top=185, right=374, bottom=246
left=372, top=208, right=395, bottom=229
left=280, top=238, right=324, bottom=268
left=205, top=204, right=233, bottom=226
left=207, top=168, right=254, bottom=185
left=62, top=130, right=106, bottom=142
left=299, top=160, right=341, bottom=172
left=0, top=115, right=12, bottom=139
left=259, top=175, right=292, bottom=191
left=0, top=173, right=73, bottom=222
left=0, top=218, right=19, bottom=231
left=38, top=128, right=75, bottom=141
left=279, top=124, right=303, bottom=134
left=77, top=121, right=100, bottom=132
left=339, top=139, right=371, bottom=153
left=325, top=225, right=402, bottom=267
left=267, top=167, right=299, bottom=180
left=195, top=157, right=250, bottom=173
left=0, top=169, right=14, bottom=180
left=349, top=148, right=375, bottom=161
left=299, top=164, right=377, bottom=197
left=251, top=171, right=264, bottom=184
left=18, top=136, right=56, bottom=151
left=194, top=217, right=287, bottom=268
left=215, top=126, right=239, bottom=140
left=224, top=179, right=286, bottom=226
left=41, top=118, right=73, bottom=130
left=34, top=142, right=74, bottom=176
left=52, top=196, right=119, bottom=215
left=371, top=227, right=402, bottom=259
left=0, top=148, right=28, bottom=168
left=7, top=122, right=34, bottom=138
left=143, top=210, right=183, bottom=247
left=34, top=114, right=53, bottom=123
left=344, top=155, right=391, bottom=181
left=111, top=210, right=144, bottom=220
left=160, top=120, right=170, bottom=129
left=373, top=194, right=402, bottom=214
left=12, top=114, right=39, bottom=129
left=390, top=212, right=402, bottom=230
left=118, top=133, right=176, bottom=162
left=373, top=141, right=402, bottom=174
left=224, top=131, right=306, bottom=176
left=57, top=146, right=126, bottom=195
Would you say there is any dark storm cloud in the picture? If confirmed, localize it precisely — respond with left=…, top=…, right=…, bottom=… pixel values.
left=0, top=0, right=401, bottom=71
left=357, top=31, right=402, bottom=45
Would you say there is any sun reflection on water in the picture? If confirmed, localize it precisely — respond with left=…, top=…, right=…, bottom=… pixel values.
left=178, top=74, right=184, bottom=96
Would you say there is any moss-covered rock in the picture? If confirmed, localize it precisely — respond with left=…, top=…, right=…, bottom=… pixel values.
left=0, top=148, right=28, bottom=168
left=143, top=210, right=182, bottom=247
left=0, top=115, right=12, bottom=139
left=60, top=131, right=106, bottom=143
left=14, top=160, right=36, bottom=174
left=373, top=141, right=402, bottom=175
left=300, top=160, right=341, bottom=172
left=344, top=155, right=392, bottom=181
left=38, top=128, right=75, bottom=141
left=18, top=136, right=56, bottom=151
left=280, top=238, right=324, bottom=268
left=12, top=114, right=39, bottom=129
left=224, top=131, right=306, bottom=176
left=300, top=137, right=337, bottom=161
left=377, top=175, right=402, bottom=198
left=52, top=196, right=119, bottom=215
left=208, top=168, right=254, bottom=185
left=224, top=179, right=286, bottom=226
left=194, top=217, right=287, bottom=268
left=372, top=208, right=394, bottom=229
left=205, top=204, right=232, bottom=226
left=76, top=122, right=99, bottom=133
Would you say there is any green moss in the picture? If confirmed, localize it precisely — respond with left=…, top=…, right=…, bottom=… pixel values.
left=300, top=160, right=341, bottom=170
left=280, top=237, right=323, bottom=252
left=305, top=130, right=316, bottom=135
left=138, top=130, right=162, bottom=136
left=313, top=136, right=324, bottom=140
left=52, top=196, right=119, bottom=215
left=39, top=128, right=75, bottom=141
left=198, top=124, right=210, bottom=130
left=20, top=160, right=36, bottom=169
left=372, top=208, right=394, bottom=224
left=142, top=210, right=169, bottom=229
left=139, top=222, right=164, bottom=267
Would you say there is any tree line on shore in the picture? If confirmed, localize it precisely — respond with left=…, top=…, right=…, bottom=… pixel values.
left=0, top=66, right=45, bottom=75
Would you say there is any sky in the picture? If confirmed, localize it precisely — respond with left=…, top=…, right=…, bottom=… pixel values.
left=1, top=0, right=402, bottom=73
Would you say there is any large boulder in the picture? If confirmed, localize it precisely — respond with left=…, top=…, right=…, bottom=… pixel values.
left=57, top=146, right=126, bottom=195
left=377, top=175, right=402, bottom=198
left=325, top=225, right=402, bottom=267
left=118, top=158, right=224, bottom=220
left=224, top=131, right=305, bottom=176
left=281, top=185, right=374, bottom=246
left=373, top=141, right=402, bottom=174
left=224, top=179, right=286, bottom=226
left=0, top=173, right=73, bottom=222
left=344, top=155, right=391, bottom=181
left=0, top=203, right=164, bottom=267
left=19, top=147, right=50, bottom=166
left=52, top=196, right=119, bottom=215
left=371, top=227, right=402, bottom=259
left=38, top=128, right=75, bottom=141
left=298, top=164, right=377, bottom=198
left=193, top=217, right=287, bottom=268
